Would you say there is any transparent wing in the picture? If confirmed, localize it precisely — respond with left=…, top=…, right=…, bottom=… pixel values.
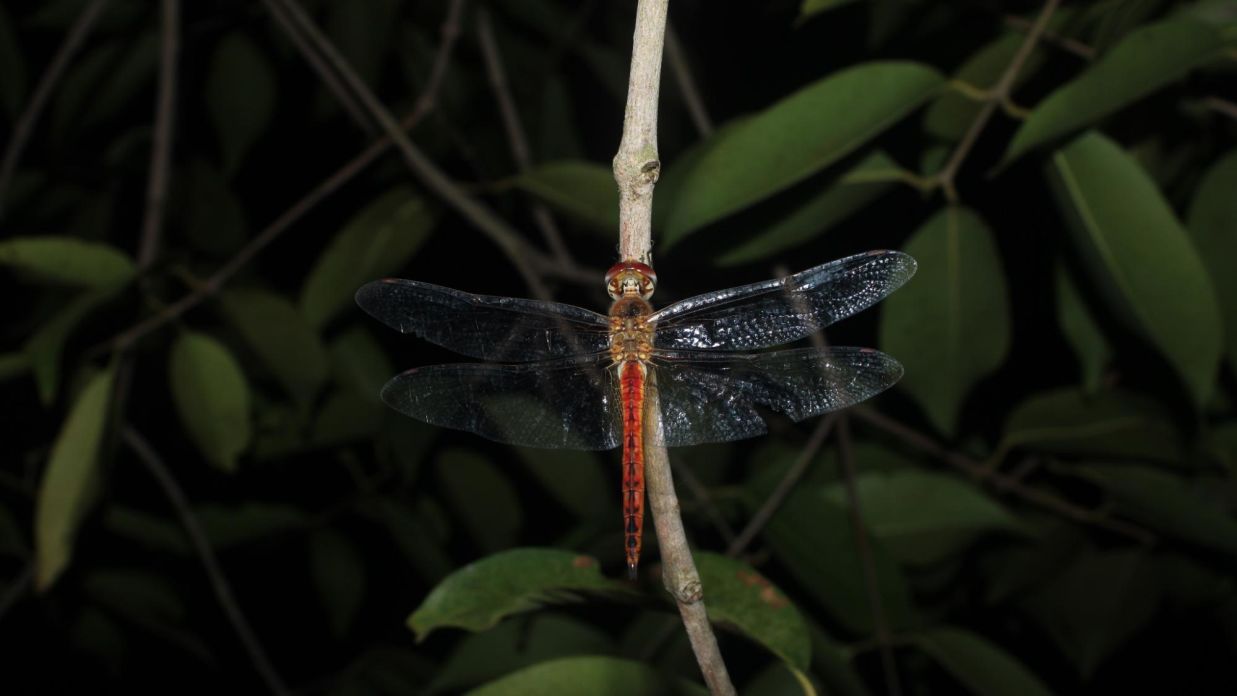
left=649, top=347, right=903, bottom=447
left=356, top=279, right=610, bottom=362
left=650, top=250, right=916, bottom=351
left=379, top=356, right=621, bottom=450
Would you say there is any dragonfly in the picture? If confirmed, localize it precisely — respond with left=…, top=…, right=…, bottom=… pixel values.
left=356, top=250, right=916, bottom=578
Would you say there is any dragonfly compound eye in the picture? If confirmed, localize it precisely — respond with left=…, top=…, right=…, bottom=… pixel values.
left=605, top=261, right=657, bottom=300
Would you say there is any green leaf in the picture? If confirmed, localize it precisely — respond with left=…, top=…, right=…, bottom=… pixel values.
left=84, top=568, right=186, bottom=625
left=195, top=502, right=306, bottom=548
left=822, top=471, right=1022, bottom=566
left=169, top=332, right=252, bottom=472
left=103, top=506, right=189, bottom=556
left=924, top=33, right=1045, bottom=142
left=914, top=627, right=1055, bottom=696
left=464, top=656, right=691, bottom=696
left=329, top=326, right=394, bottom=401
left=437, top=449, right=522, bottom=554
left=997, top=388, right=1180, bottom=463
left=408, top=548, right=626, bottom=641
left=714, top=150, right=901, bottom=266
left=1005, top=19, right=1223, bottom=163
left=511, top=161, right=618, bottom=233
left=1024, top=550, right=1158, bottom=677
left=26, top=288, right=119, bottom=405
left=515, top=448, right=613, bottom=524
left=51, top=33, right=157, bottom=137
left=1048, top=131, right=1222, bottom=405
left=325, top=0, right=401, bottom=89
left=205, top=33, right=276, bottom=174
left=1187, top=149, right=1237, bottom=375
left=219, top=288, right=330, bottom=405
left=661, top=61, right=943, bottom=246
left=694, top=552, right=811, bottom=670
left=35, top=367, right=114, bottom=591
left=0, top=351, right=28, bottom=383
left=1055, top=264, right=1111, bottom=394
left=366, top=497, right=453, bottom=583
left=800, top=0, right=861, bottom=20
left=301, top=187, right=437, bottom=330
left=178, top=160, right=248, bottom=257
left=1079, top=464, right=1237, bottom=556
left=312, top=390, right=383, bottom=446
left=0, top=236, right=135, bottom=288
left=310, top=528, right=366, bottom=638
left=0, top=2, right=24, bottom=119
left=879, top=206, right=1010, bottom=435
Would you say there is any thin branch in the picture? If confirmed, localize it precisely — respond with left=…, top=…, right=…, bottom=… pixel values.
left=675, top=461, right=737, bottom=545
left=1003, top=13, right=1094, bottom=60
left=836, top=416, right=902, bottom=696
left=1202, top=96, right=1237, bottom=122
left=122, top=427, right=290, bottom=696
left=0, top=0, right=111, bottom=221
left=665, top=23, right=713, bottom=136
left=137, top=0, right=179, bottom=269
left=263, top=0, right=560, bottom=299
left=614, top=2, right=734, bottom=693
left=851, top=407, right=1157, bottom=545
left=934, top=0, right=1061, bottom=202
left=475, top=7, right=573, bottom=264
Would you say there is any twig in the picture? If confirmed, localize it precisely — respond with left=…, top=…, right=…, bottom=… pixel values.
left=726, top=414, right=836, bottom=557
left=851, top=407, right=1157, bottom=545
left=0, top=562, right=33, bottom=623
left=263, top=0, right=561, bottom=299
left=0, top=0, right=111, bottom=221
left=933, top=0, right=1061, bottom=202
left=122, top=427, right=290, bottom=696
left=836, top=416, right=902, bottom=696
left=1003, top=13, right=1094, bottom=60
left=614, top=2, right=735, bottom=693
left=137, top=0, right=179, bottom=269
left=475, top=8, right=573, bottom=264
left=1202, top=96, right=1237, bottom=122
left=675, top=462, right=737, bottom=545
left=665, top=23, right=713, bottom=137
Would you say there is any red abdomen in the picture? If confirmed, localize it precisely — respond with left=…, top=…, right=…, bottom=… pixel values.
left=619, top=360, right=646, bottom=579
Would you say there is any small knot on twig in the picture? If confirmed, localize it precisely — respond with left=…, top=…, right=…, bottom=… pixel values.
left=672, top=578, right=704, bottom=604
left=640, top=159, right=661, bottom=184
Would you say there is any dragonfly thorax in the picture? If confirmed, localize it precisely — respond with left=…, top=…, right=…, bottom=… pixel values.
left=609, top=296, right=654, bottom=363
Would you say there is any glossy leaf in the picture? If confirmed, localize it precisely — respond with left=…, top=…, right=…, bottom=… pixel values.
left=0, top=236, right=134, bottom=288
left=879, top=206, right=1010, bottom=435
left=205, top=33, right=276, bottom=174
left=1005, top=19, right=1223, bottom=162
left=823, top=470, right=1022, bottom=565
left=924, top=33, right=1045, bottom=142
left=408, top=548, right=626, bottom=641
left=1055, top=264, right=1111, bottom=394
left=26, top=288, right=119, bottom=405
left=301, top=187, right=436, bottom=330
left=310, top=528, right=366, bottom=638
left=169, top=332, right=251, bottom=472
left=694, top=552, right=810, bottom=670
left=465, top=656, right=691, bottom=696
left=220, top=288, right=330, bottom=405
left=1048, top=131, right=1222, bottom=405
left=914, top=627, right=1055, bottom=696
left=714, top=150, right=901, bottom=266
left=512, top=161, right=618, bottom=233
left=997, top=388, right=1179, bottom=463
left=35, top=368, right=114, bottom=591
left=662, top=61, right=943, bottom=246
left=1187, top=149, right=1237, bottom=374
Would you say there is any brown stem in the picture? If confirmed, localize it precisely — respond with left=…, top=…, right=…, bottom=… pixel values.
left=137, top=0, right=179, bottom=270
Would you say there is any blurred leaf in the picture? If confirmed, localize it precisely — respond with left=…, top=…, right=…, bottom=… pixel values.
left=0, top=236, right=135, bottom=288
left=1055, top=264, right=1111, bottom=393
left=924, top=33, right=1045, bottom=142
left=169, top=332, right=251, bottom=472
left=1080, top=464, right=1237, bottom=556
left=715, top=150, right=901, bottom=266
left=332, top=646, right=436, bottom=696
left=103, top=506, right=188, bottom=556
left=914, top=627, right=1055, bottom=696
left=0, top=351, right=29, bottom=382
left=194, top=502, right=306, bottom=549
left=300, top=187, right=437, bottom=330
left=742, top=664, right=816, bottom=696
left=366, top=497, right=453, bottom=583
left=997, top=388, right=1180, bottom=463
left=220, top=288, right=330, bottom=405
left=310, top=528, right=366, bottom=638
left=178, top=160, right=247, bottom=257
left=1187, top=149, right=1237, bottom=374
left=822, top=470, right=1022, bottom=565
left=408, top=548, right=626, bottom=641
left=879, top=206, right=1010, bottom=435
left=662, top=61, right=942, bottom=246
left=515, top=448, right=612, bottom=524
left=26, top=287, right=120, bottom=405
left=807, top=624, right=873, bottom=696
left=34, top=367, right=114, bottom=591
left=51, top=32, right=157, bottom=137
left=1048, top=131, right=1222, bottom=405
left=512, top=161, right=618, bottom=233
left=800, top=0, right=861, bottom=20
left=1005, top=19, right=1223, bottom=163
left=0, top=3, right=24, bottom=119
left=1024, top=550, right=1158, bottom=677
left=329, top=326, right=394, bottom=400
left=695, top=552, right=811, bottom=670
left=325, top=0, right=400, bottom=89
left=437, top=449, right=523, bottom=554
left=205, top=33, right=276, bottom=174
left=0, top=503, right=26, bottom=557
left=464, top=656, right=693, bottom=696
left=430, top=614, right=615, bottom=694
left=312, top=390, right=383, bottom=446
left=85, top=568, right=186, bottom=625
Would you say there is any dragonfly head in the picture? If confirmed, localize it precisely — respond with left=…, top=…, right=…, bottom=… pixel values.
left=606, top=261, right=657, bottom=300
